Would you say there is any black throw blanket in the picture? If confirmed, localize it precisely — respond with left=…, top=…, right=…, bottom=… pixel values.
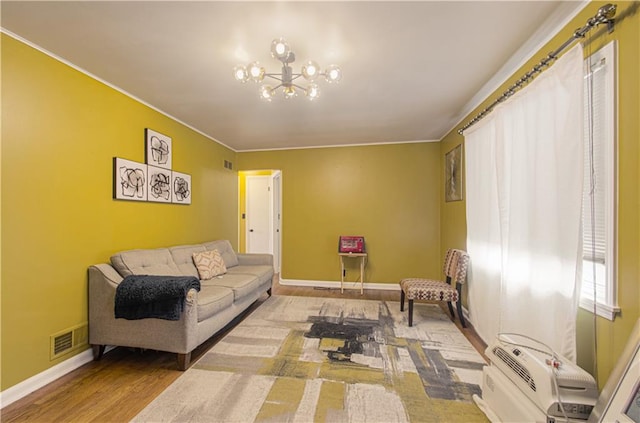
left=115, top=275, right=201, bottom=321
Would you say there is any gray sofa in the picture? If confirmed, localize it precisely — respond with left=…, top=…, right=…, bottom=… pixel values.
left=88, top=240, right=273, bottom=370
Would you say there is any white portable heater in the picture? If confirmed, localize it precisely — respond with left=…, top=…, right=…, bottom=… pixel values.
left=481, top=334, right=599, bottom=423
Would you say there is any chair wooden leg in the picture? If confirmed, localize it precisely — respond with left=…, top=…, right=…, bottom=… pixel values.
left=455, top=282, right=466, bottom=328
left=447, top=302, right=455, bottom=319
left=400, top=289, right=405, bottom=311
left=456, top=301, right=467, bottom=328
left=408, top=300, right=414, bottom=327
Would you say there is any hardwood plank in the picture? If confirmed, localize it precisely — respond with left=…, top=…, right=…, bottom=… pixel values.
left=1, top=277, right=487, bottom=422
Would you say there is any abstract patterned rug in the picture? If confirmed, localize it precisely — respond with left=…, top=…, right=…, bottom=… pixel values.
left=133, top=295, right=488, bottom=422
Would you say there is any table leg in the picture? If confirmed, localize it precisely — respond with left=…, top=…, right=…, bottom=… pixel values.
left=340, top=256, right=345, bottom=294
left=360, top=256, right=364, bottom=295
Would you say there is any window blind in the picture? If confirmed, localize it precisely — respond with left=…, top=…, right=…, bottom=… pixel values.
left=582, top=58, right=607, bottom=263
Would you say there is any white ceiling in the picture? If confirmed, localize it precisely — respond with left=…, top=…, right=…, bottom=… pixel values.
left=2, top=1, right=584, bottom=151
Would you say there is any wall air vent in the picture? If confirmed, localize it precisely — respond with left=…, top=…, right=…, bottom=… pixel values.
left=50, top=323, right=89, bottom=360
left=492, top=346, right=537, bottom=392
left=53, top=332, right=72, bottom=356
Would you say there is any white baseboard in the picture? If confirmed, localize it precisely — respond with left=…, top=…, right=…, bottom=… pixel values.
left=0, top=346, right=114, bottom=408
left=279, top=278, right=401, bottom=291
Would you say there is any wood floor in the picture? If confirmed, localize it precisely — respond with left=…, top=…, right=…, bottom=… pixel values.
left=1, top=281, right=488, bottom=423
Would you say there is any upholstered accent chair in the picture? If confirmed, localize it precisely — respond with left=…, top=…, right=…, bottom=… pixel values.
left=399, top=249, right=470, bottom=327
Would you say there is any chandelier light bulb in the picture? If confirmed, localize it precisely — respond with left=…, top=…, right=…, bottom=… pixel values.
left=259, top=84, right=275, bottom=101
left=248, top=62, right=265, bottom=82
left=306, top=84, right=320, bottom=100
left=325, top=65, right=342, bottom=83
left=270, top=38, right=291, bottom=60
left=283, top=86, right=297, bottom=99
left=233, top=65, right=249, bottom=82
left=302, top=61, right=320, bottom=81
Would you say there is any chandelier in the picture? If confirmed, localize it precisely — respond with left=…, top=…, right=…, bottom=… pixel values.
left=233, top=38, right=342, bottom=101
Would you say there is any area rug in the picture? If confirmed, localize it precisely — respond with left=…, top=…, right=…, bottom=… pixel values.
left=132, top=295, right=488, bottom=422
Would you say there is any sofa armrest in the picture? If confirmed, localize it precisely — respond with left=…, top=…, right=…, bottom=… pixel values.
left=236, top=253, right=273, bottom=267
left=90, top=263, right=124, bottom=286
left=88, top=264, right=199, bottom=354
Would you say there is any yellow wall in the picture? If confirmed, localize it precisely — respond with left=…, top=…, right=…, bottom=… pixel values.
left=1, top=35, right=238, bottom=390
left=238, top=143, right=442, bottom=284
left=439, top=2, right=640, bottom=387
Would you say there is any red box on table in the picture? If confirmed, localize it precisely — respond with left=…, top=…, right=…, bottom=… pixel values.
left=338, top=236, right=365, bottom=253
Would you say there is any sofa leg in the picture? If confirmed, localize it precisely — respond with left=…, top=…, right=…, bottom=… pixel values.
left=267, top=288, right=272, bottom=297
left=400, top=289, right=405, bottom=311
left=92, top=344, right=105, bottom=361
left=177, top=352, right=191, bottom=371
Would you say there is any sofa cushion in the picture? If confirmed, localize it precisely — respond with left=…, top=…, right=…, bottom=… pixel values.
left=203, top=240, right=239, bottom=268
left=196, top=285, right=234, bottom=322
left=192, top=250, right=227, bottom=280
left=226, top=265, right=274, bottom=285
left=111, top=248, right=182, bottom=277
left=169, top=244, right=206, bottom=278
left=201, top=273, right=262, bottom=301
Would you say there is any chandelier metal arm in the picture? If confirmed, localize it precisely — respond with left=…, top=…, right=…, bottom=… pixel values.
left=263, top=73, right=304, bottom=81
left=263, top=74, right=284, bottom=83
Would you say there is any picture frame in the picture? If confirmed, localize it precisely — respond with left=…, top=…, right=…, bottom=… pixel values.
left=113, top=157, right=147, bottom=201
left=172, top=171, right=192, bottom=205
left=445, top=144, right=463, bottom=202
left=145, top=128, right=172, bottom=169
left=147, top=165, right=172, bottom=203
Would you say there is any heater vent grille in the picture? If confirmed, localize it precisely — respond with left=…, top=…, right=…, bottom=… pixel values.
left=492, top=346, right=537, bottom=392
left=53, top=332, right=72, bottom=355
left=50, top=323, right=88, bottom=360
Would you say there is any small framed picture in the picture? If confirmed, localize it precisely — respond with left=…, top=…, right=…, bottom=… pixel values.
left=147, top=165, right=172, bottom=203
left=145, top=128, right=172, bottom=169
left=445, top=144, right=463, bottom=202
left=172, top=171, right=192, bottom=205
left=113, top=158, right=147, bottom=201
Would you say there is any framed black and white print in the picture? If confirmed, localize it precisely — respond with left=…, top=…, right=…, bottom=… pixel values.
left=172, top=171, right=192, bottom=205
left=145, top=128, right=172, bottom=169
left=114, top=158, right=147, bottom=201
left=445, top=144, right=463, bottom=202
left=147, top=165, right=172, bottom=203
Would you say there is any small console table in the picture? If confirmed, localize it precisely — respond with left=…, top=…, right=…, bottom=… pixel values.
left=338, top=252, right=368, bottom=294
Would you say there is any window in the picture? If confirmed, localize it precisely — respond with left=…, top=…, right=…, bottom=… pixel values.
left=580, top=41, right=619, bottom=320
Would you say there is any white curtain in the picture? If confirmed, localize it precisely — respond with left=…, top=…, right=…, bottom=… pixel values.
left=465, top=44, right=584, bottom=360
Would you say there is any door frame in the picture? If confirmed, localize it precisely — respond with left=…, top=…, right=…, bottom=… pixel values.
left=243, top=171, right=282, bottom=273
left=272, top=171, right=282, bottom=273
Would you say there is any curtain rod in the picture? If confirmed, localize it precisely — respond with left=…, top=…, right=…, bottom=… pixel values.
left=457, top=3, right=617, bottom=135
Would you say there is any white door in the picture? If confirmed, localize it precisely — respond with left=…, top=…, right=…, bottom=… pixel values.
left=246, top=176, right=272, bottom=254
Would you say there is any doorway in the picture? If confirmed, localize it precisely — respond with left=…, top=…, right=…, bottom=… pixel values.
left=242, top=170, right=282, bottom=273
